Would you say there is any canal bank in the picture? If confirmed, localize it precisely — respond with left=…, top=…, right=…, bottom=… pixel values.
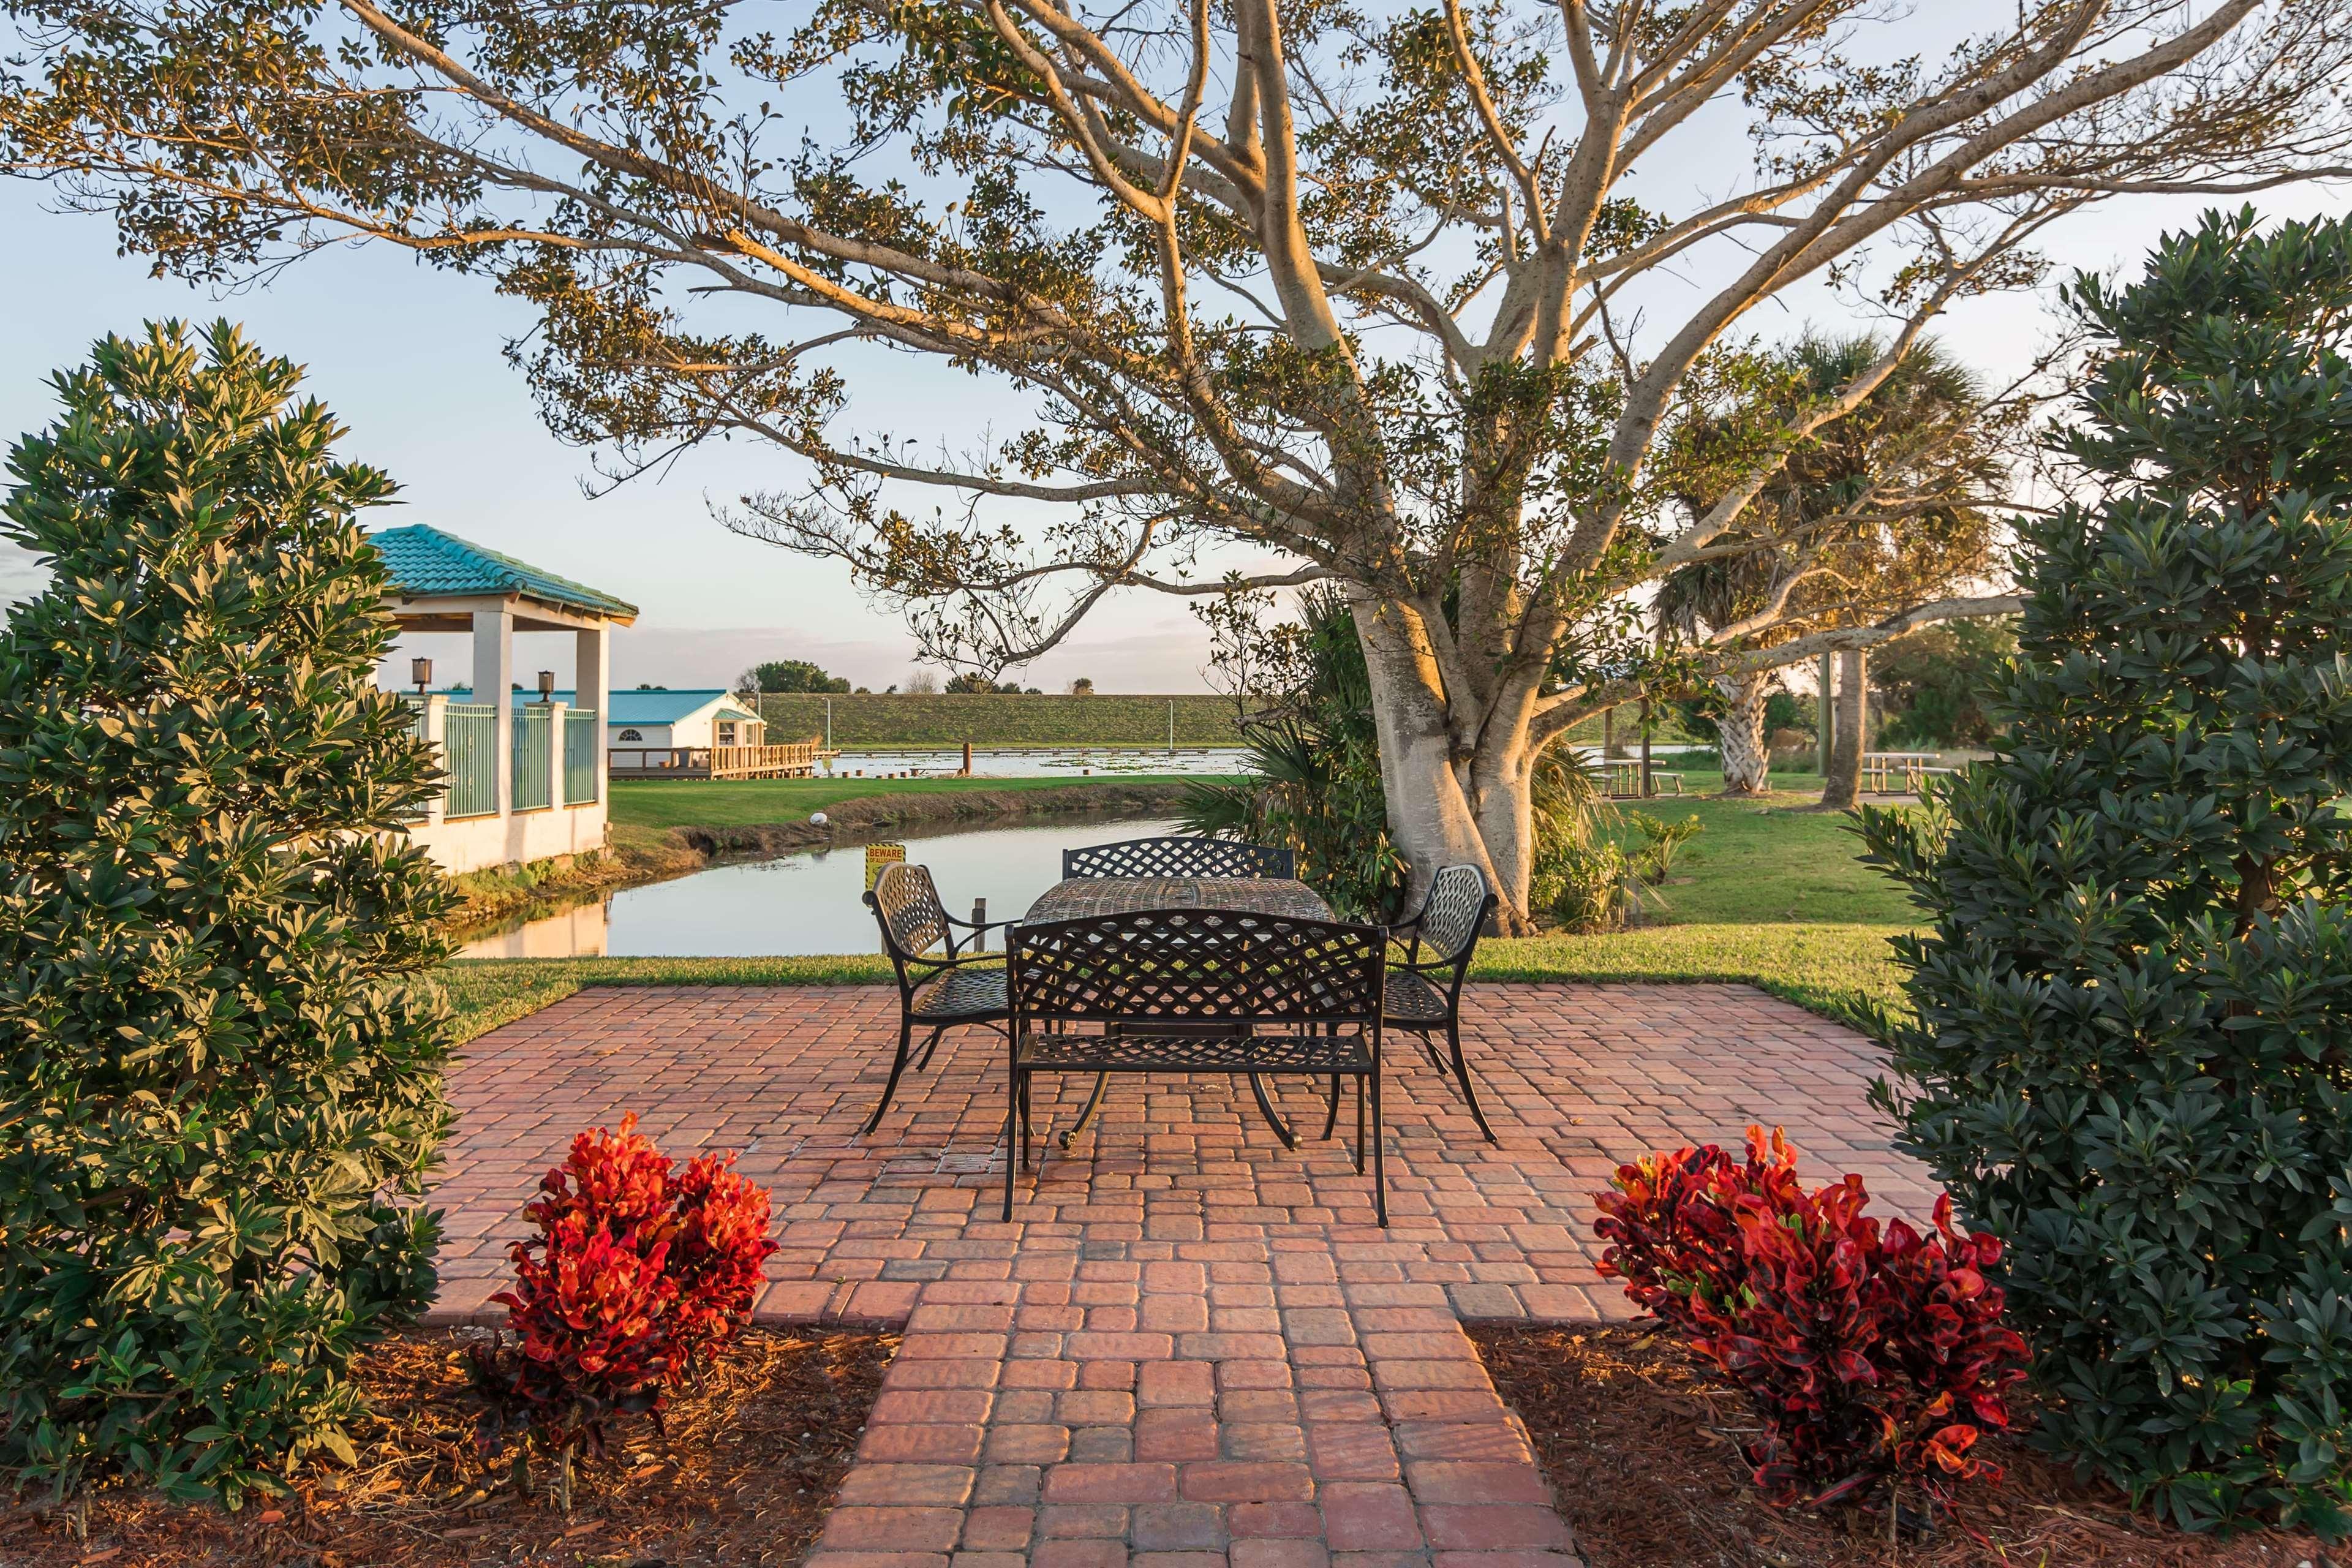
left=445, top=774, right=1220, bottom=934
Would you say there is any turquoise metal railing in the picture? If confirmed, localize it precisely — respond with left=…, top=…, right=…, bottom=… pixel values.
left=513, top=704, right=553, bottom=810
left=443, top=703, right=499, bottom=818
left=564, top=708, right=600, bottom=804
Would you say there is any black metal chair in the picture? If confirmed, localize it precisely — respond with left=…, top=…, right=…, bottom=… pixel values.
left=1005, top=908, right=1389, bottom=1224
left=1061, top=835, right=1297, bottom=880
left=859, top=862, right=1011, bottom=1136
left=1325, top=862, right=1500, bottom=1143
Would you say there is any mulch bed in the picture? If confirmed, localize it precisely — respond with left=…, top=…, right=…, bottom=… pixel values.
left=0, top=1325, right=897, bottom=1568
left=1469, top=1322, right=2338, bottom=1568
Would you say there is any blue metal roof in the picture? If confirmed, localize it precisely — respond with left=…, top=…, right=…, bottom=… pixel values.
left=602, top=689, right=754, bottom=724
left=372, top=524, right=638, bottom=619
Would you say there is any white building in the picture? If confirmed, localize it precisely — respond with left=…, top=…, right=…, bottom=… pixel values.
left=600, top=688, right=767, bottom=749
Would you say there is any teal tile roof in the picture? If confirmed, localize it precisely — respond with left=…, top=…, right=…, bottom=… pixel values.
left=371, top=524, right=638, bottom=619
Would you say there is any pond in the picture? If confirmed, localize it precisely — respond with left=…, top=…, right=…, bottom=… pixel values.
left=818, top=742, right=1709, bottom=778
left=458, top=815, right=1184, bottom=960
left=821, top=746, right=1244, bottom=777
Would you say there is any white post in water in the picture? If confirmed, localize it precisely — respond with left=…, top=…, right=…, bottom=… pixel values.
left=1167, top=698, right=1175, bottom=756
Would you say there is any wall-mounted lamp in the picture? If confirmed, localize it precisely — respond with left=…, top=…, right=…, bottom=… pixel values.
left=411, top=656, right=432, bottom=697
left=537, top=669, right=557, bottom=704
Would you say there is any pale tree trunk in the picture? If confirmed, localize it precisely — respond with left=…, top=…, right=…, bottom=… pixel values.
left=1351, top=597, right=1539, bottom=932
left=1820, top=647, right=1866, bottom=810
left=1715, top=670, right=1771, bottom=794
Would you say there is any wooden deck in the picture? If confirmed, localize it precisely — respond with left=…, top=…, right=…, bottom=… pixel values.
left=608, top=740, right=822, bottom=780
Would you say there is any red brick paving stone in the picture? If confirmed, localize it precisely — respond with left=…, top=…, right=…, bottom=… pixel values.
left=1033, top=1540, right=1131, bottom=1568
left=435, top=982, right=1935, bottom=1568
left=1306, top=1425, right=1404, bottom=1482
left=1043, top=1463, right=1181, bottom=1505
left=963, top=1506, right=1038, bottom=1550
left=838, top=1465, right=980, bottom=1507
left=862, top=1423, right=989, bottom=1464
left=1319, top=1483, right=1425, bottom=1551
left=1404, top=1462, right=1550, bottom=1506
left=1231, top=1539, right=1333, bottom=1568
left=1180, top=1461, right=1317, bottom=1503
left=1419, top=1507, right=1576, bottom=1553
left=822, top=1508, right=968, bottom=1553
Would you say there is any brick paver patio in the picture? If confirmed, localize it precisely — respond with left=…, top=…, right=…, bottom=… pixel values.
left=424, top=982, right=1931, bottom=1568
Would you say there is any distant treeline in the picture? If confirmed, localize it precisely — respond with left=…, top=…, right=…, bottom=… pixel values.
left=755, top=692, right=1250, bottom=748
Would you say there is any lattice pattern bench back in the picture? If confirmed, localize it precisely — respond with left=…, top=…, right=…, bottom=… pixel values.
left=868, top=861, right=951, bottom=960
left=1009, top=908, right=1384, bottom=1025
left=1061, top=835, right=1297, bottom=881
left=1416, top=864, right=1494, bottom=962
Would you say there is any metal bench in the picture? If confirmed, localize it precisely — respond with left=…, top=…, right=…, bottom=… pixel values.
left=1004, top=908, right=1388, bottom=1223
left=1061, top=835, right=1297, bottom=880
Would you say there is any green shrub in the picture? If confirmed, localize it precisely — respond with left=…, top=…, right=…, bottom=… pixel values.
left=1626, top=811, right=1703, bottom=883
left=0, top=322, right=454, bottom=1507
left=1531, top=838, right=1635, bottom=932
left=1860, top=211, right=2352, bottom=1537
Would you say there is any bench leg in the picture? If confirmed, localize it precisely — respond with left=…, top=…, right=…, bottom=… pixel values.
left=1018, top=1070, right=1034, bottom=1164
left=1368, top=1065, right=1387, bottom=1227
left=1003, top=1060, right=1020, bottom=1223
left=916, top=1025, right=948, bottom=1071
left=861, top=1017, right=916, bottom=1137
left=1061, top=1071, right=1112, bottom=1149
left=1246, top=1072, right=1298, bottom=1149
left=1446, top=1020, right=1499, bottom=1145
left=1352, top=1073, right=1365, bottom=1174
left=1320, top=1074, right=1342, bottom=1140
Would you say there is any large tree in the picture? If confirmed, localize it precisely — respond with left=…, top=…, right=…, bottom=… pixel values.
left=9, top=1, right=2349, bottom=924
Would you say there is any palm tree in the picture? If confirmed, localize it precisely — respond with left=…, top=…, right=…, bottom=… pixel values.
left=1659, top=334, right=2007, bottom=798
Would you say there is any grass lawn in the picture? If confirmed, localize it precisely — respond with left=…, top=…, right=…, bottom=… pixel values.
left=1601, top=774, right=1923, bottom=927
left=439, top=772, right=1921, bottom=1044
left=608, top=772, right=1216, bottom=834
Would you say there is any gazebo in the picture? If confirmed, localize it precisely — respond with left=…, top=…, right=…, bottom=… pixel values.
left=373, top=524, right=638, bottom=876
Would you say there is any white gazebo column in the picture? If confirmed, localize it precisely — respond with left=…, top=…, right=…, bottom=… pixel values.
left=475, top=606, right=515, bottom=813
left=419, top=693, right=449, bottom=826
left=547, top=701, right=571, bottom=807
left=576, top=623, right=609, bottom=804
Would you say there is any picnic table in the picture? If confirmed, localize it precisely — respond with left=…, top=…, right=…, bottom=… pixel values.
left=1026, top=875, right=1332, bottom=922
left=1012, top=871, right=1384, bottom=1221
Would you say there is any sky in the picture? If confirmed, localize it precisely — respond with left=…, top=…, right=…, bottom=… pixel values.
left=0, top=10, right=2343, bottom=695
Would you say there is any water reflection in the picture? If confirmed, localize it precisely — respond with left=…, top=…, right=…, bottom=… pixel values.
left=822, top=747, right=1240, bottom=777
left=457, top=816, right=1183, bottom=960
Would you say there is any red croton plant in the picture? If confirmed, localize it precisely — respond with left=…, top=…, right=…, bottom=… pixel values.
left=1594, top=1126, right=2026, bottom=1518
left=475, top=1114, right=779, bottom=1477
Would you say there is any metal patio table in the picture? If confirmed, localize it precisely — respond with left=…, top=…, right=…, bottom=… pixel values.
left=1020, top=874, right=1336, bottom=1147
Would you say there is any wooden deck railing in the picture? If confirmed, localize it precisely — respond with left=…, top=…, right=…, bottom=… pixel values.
left=608, top=739, right=821, bottom=780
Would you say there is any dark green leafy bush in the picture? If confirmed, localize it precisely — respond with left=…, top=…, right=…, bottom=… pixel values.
left=1860, top=211, right=2352, bottom=1537
left=0, top=322, right=454, bottom=1506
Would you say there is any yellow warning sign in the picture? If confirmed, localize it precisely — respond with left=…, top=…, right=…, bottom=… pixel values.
left=865, top=843, right=905, bottom=890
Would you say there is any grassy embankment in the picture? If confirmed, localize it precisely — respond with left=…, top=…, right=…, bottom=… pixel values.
left=753, top=692, right=1641, bottom=750
left=442, top=768, right=1923, bottom=1044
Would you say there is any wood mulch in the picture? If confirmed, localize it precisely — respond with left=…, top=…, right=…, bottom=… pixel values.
left=0, top=1325, right=896, bottom=1568
left=1469, top=1322, right=2339, bottom=1568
